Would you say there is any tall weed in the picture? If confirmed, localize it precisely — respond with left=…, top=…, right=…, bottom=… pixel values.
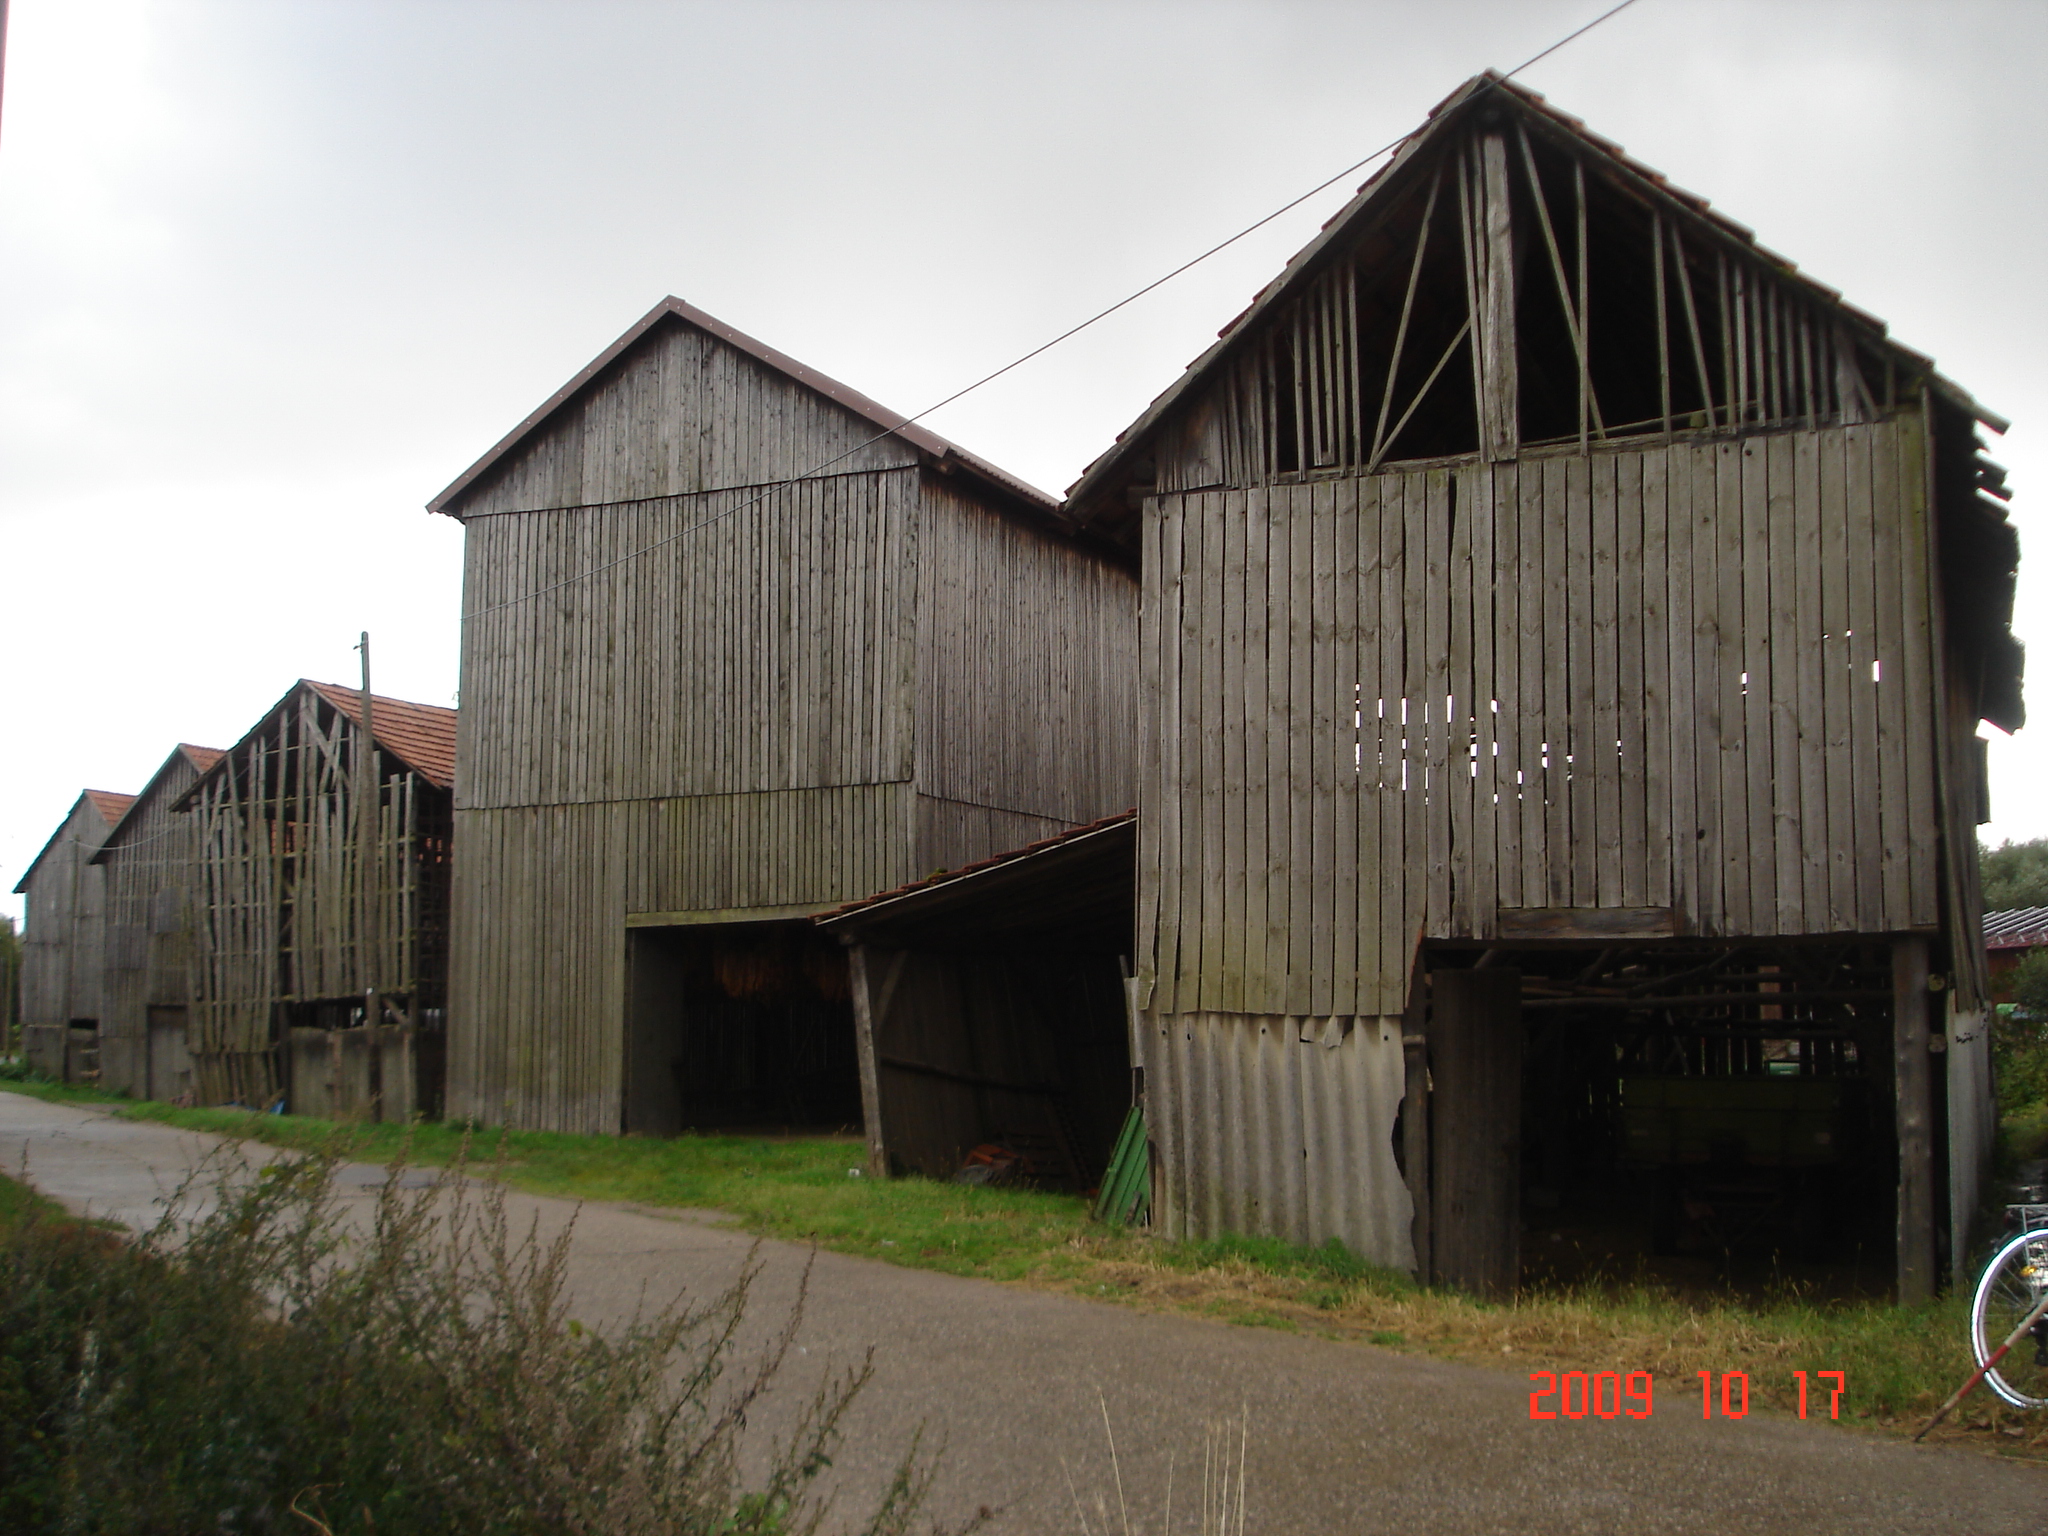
left=0, top=1145, right=965, bottom=1535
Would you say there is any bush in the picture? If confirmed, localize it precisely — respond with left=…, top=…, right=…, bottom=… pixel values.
left=1980, top=837, right=2048, bottom=912
left=0, top=1147, right=959, bottom=1536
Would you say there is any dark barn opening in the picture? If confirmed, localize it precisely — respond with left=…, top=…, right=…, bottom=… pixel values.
left=818, top=816, right=1137, bottom=1193
left=1420, top=939, right=1919, bottom=1300
left=623, top=921, right=864, bottom=1136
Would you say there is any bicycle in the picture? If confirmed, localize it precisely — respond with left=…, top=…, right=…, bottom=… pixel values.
left=1969, top=1203, right=2048, bottom=1411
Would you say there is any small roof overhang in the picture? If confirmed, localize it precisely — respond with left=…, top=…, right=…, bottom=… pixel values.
left=816, top=812, right=1135, bottom=953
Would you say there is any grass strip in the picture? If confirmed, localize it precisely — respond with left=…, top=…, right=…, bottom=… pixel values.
left=5, top=1078, right=2045, bottom=1460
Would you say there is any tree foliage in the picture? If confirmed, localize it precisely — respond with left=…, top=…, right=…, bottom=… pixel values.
left=1979, top=837, right=2048, bottom=912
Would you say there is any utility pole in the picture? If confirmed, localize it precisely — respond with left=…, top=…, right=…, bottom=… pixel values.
left=356, top=633, right=379, bottom=1032
left=1, top=0, right=13, bottom=149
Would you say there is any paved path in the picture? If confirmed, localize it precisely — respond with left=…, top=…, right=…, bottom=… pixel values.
left=4, top=1092, right=2044, bottom=1535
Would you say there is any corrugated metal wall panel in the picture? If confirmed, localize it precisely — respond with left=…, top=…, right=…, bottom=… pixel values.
left=1139, top=1009, right=1413, bottom=1270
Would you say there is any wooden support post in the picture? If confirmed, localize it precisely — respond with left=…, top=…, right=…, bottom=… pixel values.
left=845, top=940, right=889, bottom=1178
left=1403, top=1024, right=1432, bottom=1284
left=1474, top=133, right=1518, bottom=462
left=1894, top=935, right=1935, bottom=1304
left=1430, top=965, right=1523, bottom=1298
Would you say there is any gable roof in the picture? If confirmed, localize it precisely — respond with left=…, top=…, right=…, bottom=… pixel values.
left=12, top=789, right=136, bottom=894
left=175, top=680, right=460, bottom=811
left=84, top=790, right=138, bottom=828
left=90, top=744, right=228, bottom=862
left=301, top=682, right=459, bottom=789
left=427, top=295, right=1062, bottom=523
left=1065, top=71, right=2006, bottom=530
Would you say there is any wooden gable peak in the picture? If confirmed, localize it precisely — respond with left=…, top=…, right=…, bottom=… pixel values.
left=427, top=296, right=1062, bottom=523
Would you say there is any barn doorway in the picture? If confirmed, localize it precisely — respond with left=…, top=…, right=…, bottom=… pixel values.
left=146, top=1005, right=193, bottom=1103
left=1422, top=941, right=1908, bottom=1300
left=623, top=920, right=863, bottom=1136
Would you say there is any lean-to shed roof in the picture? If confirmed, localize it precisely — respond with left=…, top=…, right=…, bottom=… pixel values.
left=428, top=295, right=1064, bottom=523
left=12, top=790, right=136, bottom=893
left=816, top=811, right=1135, bottom=950
left=1065, top=71, right=2007, bottom=531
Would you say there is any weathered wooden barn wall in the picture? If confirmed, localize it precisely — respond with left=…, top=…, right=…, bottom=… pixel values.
left=443, top=316, right=920, bottom=520
left=441, top=300, right=1136, bottom=1134
left=915, top=473, right=1138, bottom=873
left=185, top=683, right=454, bottom=1108
left=1135, top=420, right=1939, bottom=1020
left=12, top=792, right=131, bottom=1079
left=1065, top=74, right=2017, bottom=1282
left=93, top=745, right=220, bottom=1098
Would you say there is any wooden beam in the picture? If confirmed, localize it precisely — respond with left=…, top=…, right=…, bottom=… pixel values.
left=1475, top=133, right=1518, bottom=462
left=1894, top=935, right=1936, bottom=1304
left=1430, top=965, right=1522, bottom=1299
left=1653, top=212, right=1672, bottom=440
left=845, top=941, right=890, bottom=1178
left=1370, top=166, right=1443, bottom=469
left=1496, top=905, right=1679, bottom=941
left=1403, top=961, right=1431, bottom=1282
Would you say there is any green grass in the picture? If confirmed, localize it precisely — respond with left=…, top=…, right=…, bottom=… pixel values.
left=6, top=1077, right=2045, bottom=1457
left=0, top=1076, right=1101, bottom=1280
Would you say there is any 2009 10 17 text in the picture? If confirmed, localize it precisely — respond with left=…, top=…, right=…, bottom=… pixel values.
left=1527, top=1371, right=1846, bottom=1420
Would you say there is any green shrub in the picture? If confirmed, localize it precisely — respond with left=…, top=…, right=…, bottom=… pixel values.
left=1996, top=950, right=2048, bottom=1118
left=1980, top=836, right=2048, bottom=911
left=0, top=1149, right=958, bottom=1536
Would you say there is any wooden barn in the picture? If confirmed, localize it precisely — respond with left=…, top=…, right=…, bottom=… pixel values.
left=174, top=679, right=456, bottom=1114
left=816, top=812, right=1137, bottom=1187
left=433, top=297, right=1136, bottom=1135
left=13, top=789, right=136, bottom=1080
left=1064, top=75, right=2021, bottom=1300
left=89, top=743, right=225, bottom=1100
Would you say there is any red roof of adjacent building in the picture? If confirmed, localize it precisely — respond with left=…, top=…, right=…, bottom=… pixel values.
left=302, top=681, right=459, bottom=789
left=83, top=790, right=137, bottom=827
left=13, top=789, right=138, bottom=893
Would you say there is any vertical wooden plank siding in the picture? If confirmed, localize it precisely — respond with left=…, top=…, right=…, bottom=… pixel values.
left=1135, top=417, right=1938, bottom=1024
left=453, top=402, right=1136, bottom=1129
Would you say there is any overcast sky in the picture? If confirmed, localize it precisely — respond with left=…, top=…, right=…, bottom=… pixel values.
left=4, top=0, right=2044, bottom=918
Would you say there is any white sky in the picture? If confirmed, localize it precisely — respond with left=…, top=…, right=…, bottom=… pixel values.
left=4, top=0, right=2045, bottom=919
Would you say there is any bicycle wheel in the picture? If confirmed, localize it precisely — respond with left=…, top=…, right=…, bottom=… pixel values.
left=1970, top=1227, right=2048, bottom=1410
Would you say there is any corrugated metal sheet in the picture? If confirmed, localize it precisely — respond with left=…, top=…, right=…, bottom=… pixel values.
left=1983, top=906, right=2048, bottom=950
left=1137, top=1009, right=1414, bottom=1271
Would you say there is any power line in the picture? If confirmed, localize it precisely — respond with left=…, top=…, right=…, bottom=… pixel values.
left=465, top=0, right=1645, bottom=620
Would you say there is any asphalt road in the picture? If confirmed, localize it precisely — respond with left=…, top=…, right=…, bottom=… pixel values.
left=4, top=1091, right=2044, bottom=1535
